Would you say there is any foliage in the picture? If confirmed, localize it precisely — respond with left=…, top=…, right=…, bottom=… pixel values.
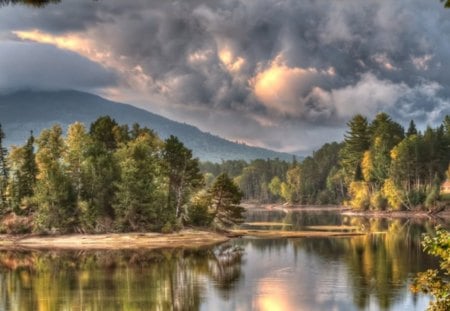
left=412, top=228, right=450, bottom=311
left=209, top=173, right=244, bottom=228
left=187, top=191, right=213, bottom=227
left=0, top=124, right=8, bottom=212
left=113, top=133, right=164, bottom=231
left=348, top=181, right=370, bottom=210
left=163, top=136, right=204, bottom=224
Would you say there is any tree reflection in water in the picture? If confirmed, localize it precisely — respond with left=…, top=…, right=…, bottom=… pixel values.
left=289, top=218, right=441, bottom=310
left=0, top=243, right=244, bottom=311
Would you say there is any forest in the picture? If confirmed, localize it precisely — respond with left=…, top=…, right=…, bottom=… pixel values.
left=0, top=117, right=244, bottom=234
left=1, top=112, right=449, bottom=234
left=201, top=112, right=450, bottom=212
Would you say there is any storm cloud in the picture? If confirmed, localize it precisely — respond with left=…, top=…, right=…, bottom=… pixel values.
left=1, top=0, right=450, bottom=153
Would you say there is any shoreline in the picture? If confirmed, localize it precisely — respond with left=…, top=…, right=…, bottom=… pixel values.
left=0, top=229, right=366, bottom=251
left=242, top=202, right=450, bottom=218
left=0, top=229, right=230, bottom=251
left=1, top=205, right=448, bottom=251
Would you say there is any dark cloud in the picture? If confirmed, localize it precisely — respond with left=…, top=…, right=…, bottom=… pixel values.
left=1, top=0, right=450, bottom=152
left=0, top=41, right=117, bottom=92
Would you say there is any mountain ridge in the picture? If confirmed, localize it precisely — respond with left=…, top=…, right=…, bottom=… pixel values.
left=0, top=89, right=295, bottom=162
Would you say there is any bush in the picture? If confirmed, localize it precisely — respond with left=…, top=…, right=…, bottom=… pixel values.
left=408, top=190, right=426, bottom=206
left=425, top=186, right=440, bottom=209
left=411, top=227, right=450, bottom=310
left=188, top=203, right=213, bottom=227
left=370, top=191, right=387, bottom=211
left=0, top=213, right=32, bottom=234
left=161, top=222, right=174, bottom=234
left=348, top=181, right=370, bottom=210
left=382, top=178, right=404, bottom=210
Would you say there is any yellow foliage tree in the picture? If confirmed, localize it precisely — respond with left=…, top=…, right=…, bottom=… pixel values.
left=382, top=178, right=404, bottom=210
left=348, top=181, right=370, bottom=210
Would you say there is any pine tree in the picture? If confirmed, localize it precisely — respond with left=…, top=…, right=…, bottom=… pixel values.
left=34, top=125, right=77, bottom=232
left=113, top=133, right=164, bottom=231
left=163, top=136, right=204, bottom=224
left=7, top=132, right=37, bottom=213
left=340, top=115, right=370, bottom=185
left=0, top=124, right=8, bottom=211
left=406, top=120, right=418, bottom=137
left=209, top=173, right=244, bottom=227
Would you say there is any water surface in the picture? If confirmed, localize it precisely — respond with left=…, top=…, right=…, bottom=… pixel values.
left=0, top=208, right=444, bottom=311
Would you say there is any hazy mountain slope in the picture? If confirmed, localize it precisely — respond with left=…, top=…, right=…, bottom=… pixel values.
left=0, top=90, right=294, bottom=162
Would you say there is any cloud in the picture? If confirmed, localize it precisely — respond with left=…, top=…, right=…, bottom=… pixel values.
left=1, top=0, right=450, bottom=153
left=250, top=54, right=335, bottom=119
left=0, top=41, right=117, bottom=92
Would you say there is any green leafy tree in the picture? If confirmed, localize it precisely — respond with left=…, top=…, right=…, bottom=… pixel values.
left=80, top=117, right=123, bottom=229
left=0, top=124, right=8, bottom=212
left=34, top=125, right=77, bottom=232
left=284, top=165, right=301, bottom=203
left=64, top=122, right=89, bottom=201
left=412, top=227, right=450, bottom=311
left=268, top=176, right=282, bottom=198
left=163, top=136, right=204, bottom=224
left=113, top=133, right=165, bottom=231
left=209, top=173, right=244, bottom=227
left=7, top=132, right=37, bottom=213
left=368, top=113, right=404, bottom=185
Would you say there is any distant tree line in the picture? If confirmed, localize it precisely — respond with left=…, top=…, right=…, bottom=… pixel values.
left=202, top=113, right=450, bottom=211
left=0, top=117, right=244, bottom=234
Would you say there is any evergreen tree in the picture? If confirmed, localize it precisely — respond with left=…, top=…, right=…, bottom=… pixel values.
left=209, top=173, right=244, bottom=227
left=89, top=116, right=121, bottom=151
left=7, top=132, right=37, bottom=213
left=113, top=132, right=165, bottom=231
left=368, top=113, right=404, bottom=185
left=340, top=115, right=370, bottom=185
left=406, top=120, right=418, bottom=137
left=163, top=136, right=203, bottom=224
left=80, top=117, right=124, bottom=229
left=0, top=124, right=8, bottom=211
left=22, top=132, right=37, bottom=199
left=34, top=125, right=77, bottom=232
left=64, top=122, right=89, bottom=201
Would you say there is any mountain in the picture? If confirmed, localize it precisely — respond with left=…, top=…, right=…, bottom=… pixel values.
left=0, top=90, right=295, bottom=162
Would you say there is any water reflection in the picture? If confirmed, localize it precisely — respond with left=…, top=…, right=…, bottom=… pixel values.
left=0, top=211, right=444, bottom=310
left=0, top=244, right=243, bottom=311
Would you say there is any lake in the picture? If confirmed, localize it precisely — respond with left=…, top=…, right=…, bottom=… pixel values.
left=0, top=208, right=444, bottom=311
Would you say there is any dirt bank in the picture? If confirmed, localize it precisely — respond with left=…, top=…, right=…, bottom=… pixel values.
left=0, top=230, right=229, bottom=251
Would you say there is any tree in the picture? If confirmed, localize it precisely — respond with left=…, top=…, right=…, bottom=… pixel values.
left=0, top=124, right=8, bottom=211
left=64, top=122, right=89, bottom=200
left=7, top=132, right=37, bottom=213
left=407, top=120, right=418, bottom=137
left=34, top=125, right=77, bottom=232
left=209, top=173, right=244, bottom=227
left=340, top=115, right=370, bottom=185
left=163, top=136, right=204, bottom=224
left=284, top=165, right=301, bottom=203
left=113, top=133, right=165, bottom=231
left=79, top=117, right=124, bottom=230
left=268, top=176, right=282, bottom=198
left=368, top=113, right=404, bottom=185
left=89, top=116, right=121, bottom=151
left=412, top=227, right=450, bottom=310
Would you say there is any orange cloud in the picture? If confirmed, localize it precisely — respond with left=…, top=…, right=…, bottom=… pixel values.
left=13, top=29, right=151, bottom=91
left=218, top=47, right=245, bottom=72
left=250, top=54, right=331, bottom=116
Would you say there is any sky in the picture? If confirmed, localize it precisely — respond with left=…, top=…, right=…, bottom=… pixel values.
left=1, top=0, right=450, bottom=154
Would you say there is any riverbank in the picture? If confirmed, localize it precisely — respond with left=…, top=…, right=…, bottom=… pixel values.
left=0, top=230, right=230, bottom=251
left=242, top=202, right=450, bottom=218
